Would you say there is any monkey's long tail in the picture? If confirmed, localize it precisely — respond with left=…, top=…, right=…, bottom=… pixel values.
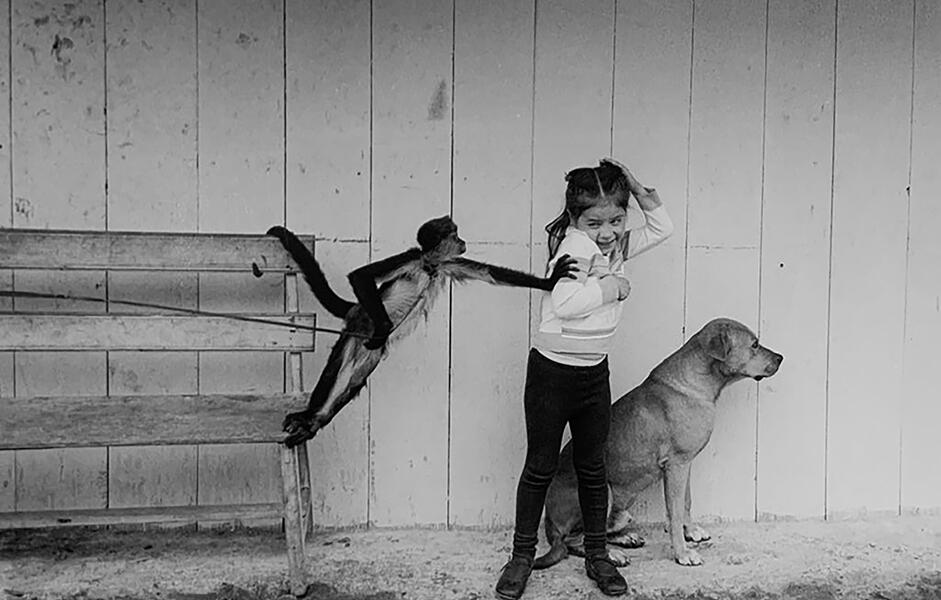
left=532, top=515, right=568, bottom=570
left=266, top=226, right=356, bottom=319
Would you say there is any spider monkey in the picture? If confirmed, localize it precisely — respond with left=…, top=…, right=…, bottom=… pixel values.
left=266, top=216, right=578, bottom=447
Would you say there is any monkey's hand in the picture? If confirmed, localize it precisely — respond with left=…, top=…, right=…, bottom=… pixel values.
left=282, top=410, right=321, bottom=447
left=364, top=317, right=393, bottom=350
left=545, top=254, right=579, bottom=289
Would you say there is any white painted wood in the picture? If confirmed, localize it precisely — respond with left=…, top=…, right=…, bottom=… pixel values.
left=368, top=0, right=453, bottom=527
left=609, top=0, right=692, bottom=524
left=901, top=0, right=941, bottom=513
left=197, top=0, right=283, bottom=234
left=446, top=0, right=534, bottom=527
left=106, top=0, right=197, bottom=231
left=299, top=240, right=370, bottom=528
left=0, top=0, right=10, bottom=227
left=687, top=0, right=766, bottom=250
left=10, top=0, right=108, bottom=514
left=683, top=0, right=766, bottom=521
left=452, top=0, right=534, bottom=245
left=196, top=0, right=284, bottom=526
left=530, top=0, right=615, bottom=264
left=285, top=0, right=370, bottom=240
left=14, top=448, right=107, bottom=511
left=0, top=452, right=13, bottom=511
left=827, top=0, right=913, bottom=517
left=757, top=0, right=835, bottom=520
left=11, top=0, right=105, bottom=230
left=685, top=248, right=761, bottom=522
left=449, top=243, right=531, bottom=527
left=105, top=0, right=198, bottom=516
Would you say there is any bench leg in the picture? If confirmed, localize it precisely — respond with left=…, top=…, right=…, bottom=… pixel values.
left=280, top=444, right=308, bottom=596
left=297, top=442, right=313, bottom=539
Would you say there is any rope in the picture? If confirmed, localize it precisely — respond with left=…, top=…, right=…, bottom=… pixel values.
left=0, top=289, right=359, bottom=337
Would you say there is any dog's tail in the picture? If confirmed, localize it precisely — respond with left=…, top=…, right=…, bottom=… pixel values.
left=532, top=515, right=568, bottom=570
left=267, top=225, right=356, bottom=319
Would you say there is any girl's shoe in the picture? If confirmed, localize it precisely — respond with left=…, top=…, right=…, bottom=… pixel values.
left=585, top=555, right=628, bottom=596
left=494, top=554, right=533, bottom=600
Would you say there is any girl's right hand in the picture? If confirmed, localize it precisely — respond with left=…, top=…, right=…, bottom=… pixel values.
left=615, top=276, right=631, bottom=301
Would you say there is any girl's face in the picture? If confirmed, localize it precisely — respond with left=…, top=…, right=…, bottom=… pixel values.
left=571, top=199, right=627, bottom=256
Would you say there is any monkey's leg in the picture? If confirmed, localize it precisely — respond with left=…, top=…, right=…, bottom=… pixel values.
left=283, top=338, right=381, bottom=447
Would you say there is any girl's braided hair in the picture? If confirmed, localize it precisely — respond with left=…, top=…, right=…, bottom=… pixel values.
left=545, top=160, right=631, bottom=258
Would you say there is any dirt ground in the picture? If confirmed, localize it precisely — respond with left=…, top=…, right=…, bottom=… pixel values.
left=2, top=514, right=940, bottom=600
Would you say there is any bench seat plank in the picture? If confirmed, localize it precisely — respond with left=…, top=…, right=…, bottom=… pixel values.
left=0, top=313, right=316, bottom=351
left=0, top=503, right=283, bottom=528
left=0, top=229, right=313, bottom=272
left=0, top=393, right=308, bottom=449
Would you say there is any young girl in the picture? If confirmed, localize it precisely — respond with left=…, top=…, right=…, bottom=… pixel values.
left=495, top=158, right=673, bottom=599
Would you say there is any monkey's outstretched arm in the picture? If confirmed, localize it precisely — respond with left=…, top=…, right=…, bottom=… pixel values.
left=347, top=248, right=423, bottom=349
left=441, top=255, right=578, bottom=290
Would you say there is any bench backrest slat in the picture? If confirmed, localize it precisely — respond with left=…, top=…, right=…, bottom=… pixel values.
left=0, top=229, right=313, bottom=272
left=0, top=393, right=308, bottom=449
left=0, top=313, right=316, bottom=351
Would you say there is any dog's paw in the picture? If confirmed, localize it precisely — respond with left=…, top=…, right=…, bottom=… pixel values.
left=674, top=547, right=703, bottom=567
left=607, top=547, right=631, bottom=567
left=684, top=524, right=711, bottom=544
left=608, top=532, right=645, bottom=549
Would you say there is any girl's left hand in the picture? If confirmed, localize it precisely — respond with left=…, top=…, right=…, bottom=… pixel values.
left=601, top=157, right=661, bottom=209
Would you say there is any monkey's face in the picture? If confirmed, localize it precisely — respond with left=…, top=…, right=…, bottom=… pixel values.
left=419, top=216, right=466, bottom=258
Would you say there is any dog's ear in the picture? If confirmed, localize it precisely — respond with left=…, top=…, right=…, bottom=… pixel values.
left=705, top=327, right=731, bottom=361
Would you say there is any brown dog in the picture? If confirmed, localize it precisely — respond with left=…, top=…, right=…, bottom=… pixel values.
left=533, top=318, right=783, bottom=569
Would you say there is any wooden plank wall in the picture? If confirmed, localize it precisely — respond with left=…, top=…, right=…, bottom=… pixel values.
left=1, top=0, right=939, bottom=528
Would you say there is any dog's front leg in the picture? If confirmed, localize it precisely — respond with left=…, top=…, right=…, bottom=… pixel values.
left=663, top=463, right=702, bottom=566
left=682, top=475, right=711, bottom=543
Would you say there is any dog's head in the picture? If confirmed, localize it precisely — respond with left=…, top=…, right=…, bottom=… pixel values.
left=699, top=318, right=783, bottom=381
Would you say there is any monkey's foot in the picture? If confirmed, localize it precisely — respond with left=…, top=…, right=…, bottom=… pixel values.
left=282, top=411, right=322, bottom=447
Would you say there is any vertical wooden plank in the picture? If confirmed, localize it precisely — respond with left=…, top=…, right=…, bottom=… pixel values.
left=0, top=0, right=11, bottom=224
left=285, top=0, right=370, bottom=528
left=0, top=271, right=11, bottom=508
left=197, top=271, right=283, bottom=525
left=369, top=0, right=452, bottom=526
left=285, top=0, right=369, bottom=240
left=107, top=0, right=197, bottom=231
left=298, top=240, right=370, bottom=528
left=757, top=0, right=834, bottom=520
left=901, top=0, right=940, bottom=513
left=197, top=0, right=283, bottom=526
left=197, top=442, right=281, bottom=508
left=827, top=0, right=912, bottom=517
left=108, top=446, right=197, bottom=509
left=530, top=0, right=615, bottom=265
left=685, top=249, right=760, bottom=522
left=0, top=451, right=12, bottom=511
left=11, top=0, right=108, bottom=513
left=452, top=0, right=532, bottom=243
left=448, top=0, right=533, bottom=528
left=15, top=448, right=107, bottom=510
left=449, top=244, right=530, bottom=527
left=198, top=0, right=282, bottom=234
left=105, top=0, right=199, bottom=516
left=196, top=0, right=284, bottom=390
left=1, top=273, right=11, bottom=509
left=685, top=0, right=766, bottom=522
left=609, top=0, right=692, bottom=524
left=12, top=0, right=105, bottom=229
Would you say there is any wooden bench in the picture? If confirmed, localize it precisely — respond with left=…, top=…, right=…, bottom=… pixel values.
left=0, top=228, right=317, bottom=596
